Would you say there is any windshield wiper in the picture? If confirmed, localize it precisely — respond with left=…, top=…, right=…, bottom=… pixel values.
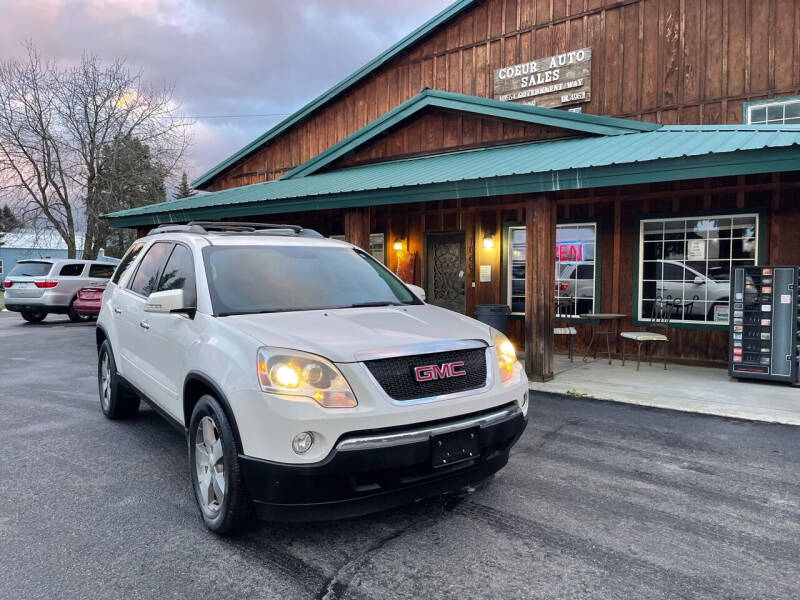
left=218, top=308, right=298, bottom=317
left=218, top=302, right=406, bottom=316
left=346, top=301, right=403, bottom=308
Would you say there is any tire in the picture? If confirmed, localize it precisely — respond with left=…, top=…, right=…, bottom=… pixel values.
left=98, top=340, right=140, bottom=419
left=68, top=300, right=92, bottom=323
left=20, top=310, right=46, bottom=323
left=188, top=395, right=249, bottom=536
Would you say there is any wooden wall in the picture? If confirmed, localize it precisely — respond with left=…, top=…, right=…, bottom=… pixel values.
left=210, top=0, right=800, bottom=190
left=330, top=108, right=577, bottom=170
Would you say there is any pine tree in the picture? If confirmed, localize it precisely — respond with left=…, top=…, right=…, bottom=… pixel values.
left=94, top=133, right=168, bottom=257
left=0, top=205, right=21, bottom=247
left=174, top=172, right=196, bottom=199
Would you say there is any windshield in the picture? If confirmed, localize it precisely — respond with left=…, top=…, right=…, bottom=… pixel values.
left=8, top=261, right=52, bottom=277
left=203, top=245, right=420, bottom=316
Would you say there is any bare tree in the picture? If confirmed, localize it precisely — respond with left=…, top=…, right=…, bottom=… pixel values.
left=0, top=42, right=191, bottom=258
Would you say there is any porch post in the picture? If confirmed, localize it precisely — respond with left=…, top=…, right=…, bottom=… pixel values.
left=344, top=207, right=371, bottom=250
left=524, top=195, right=556, bottom=382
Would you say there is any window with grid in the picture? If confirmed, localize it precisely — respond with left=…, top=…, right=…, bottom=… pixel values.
left=746, top=99, right=800, bottom=125
left=638, top=214, right=759, bottom=325
left=508, top=223, right=597, bottom=318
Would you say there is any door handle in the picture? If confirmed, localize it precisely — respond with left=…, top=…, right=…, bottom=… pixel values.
left=113, top=306, right=123, bottom=315
left=139, top=320, right=150, bottom=330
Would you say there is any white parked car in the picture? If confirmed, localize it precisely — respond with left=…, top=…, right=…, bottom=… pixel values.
left=654, top=260, right=730, bottom=320
left=96, top=222, right=528, bottom=535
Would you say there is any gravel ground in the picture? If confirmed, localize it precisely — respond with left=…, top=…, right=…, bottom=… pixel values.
left=1, top=310, right=799, bottom=599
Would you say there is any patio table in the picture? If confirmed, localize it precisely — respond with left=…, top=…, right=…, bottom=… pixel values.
left=579, top=313, right=628, bottom=364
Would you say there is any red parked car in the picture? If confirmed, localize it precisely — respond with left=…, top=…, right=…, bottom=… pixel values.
left=72, top=285, right=106, bottom=318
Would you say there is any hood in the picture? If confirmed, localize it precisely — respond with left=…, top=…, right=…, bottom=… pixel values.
left=221, top=304, right=493, bottom=362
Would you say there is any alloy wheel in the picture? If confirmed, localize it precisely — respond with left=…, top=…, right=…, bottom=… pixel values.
left=100, top=353, right=111, bottom=411
left=195, top=416, right=226, bottom=515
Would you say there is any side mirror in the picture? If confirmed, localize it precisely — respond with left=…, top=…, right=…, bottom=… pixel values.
left=145, top=289, right=191, bottom=314
left=693, top=276, right=705, bottom=285
left=407, top=284, right=426, bottom=302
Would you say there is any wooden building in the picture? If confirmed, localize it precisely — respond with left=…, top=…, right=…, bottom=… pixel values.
left=108, top=0, right=800, bottom=380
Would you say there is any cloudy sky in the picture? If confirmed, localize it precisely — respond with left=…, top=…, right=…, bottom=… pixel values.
left=0, top=0, right=452, bottom=183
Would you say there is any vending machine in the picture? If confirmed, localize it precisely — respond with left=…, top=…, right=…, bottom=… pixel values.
left=729, top=266, right=799, bottom=383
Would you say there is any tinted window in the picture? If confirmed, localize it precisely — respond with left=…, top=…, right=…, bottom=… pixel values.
left=8, top=261, right=52, bottom=277
left=89, top=264, right=116, bottom=279
left=129, top=242, right=172, bottom=297
left=203, top=245, right=417, bottom=315
left=59, top=263, right=85, bottom=277
left=111, top=242, right=145, bottom=285
left=157, top=245, right=196, bottom=307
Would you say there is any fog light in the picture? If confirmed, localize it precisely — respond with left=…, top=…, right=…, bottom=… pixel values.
left=292, top=431, right=314, bottom=454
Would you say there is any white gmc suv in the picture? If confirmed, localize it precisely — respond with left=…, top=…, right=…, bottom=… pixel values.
left=96, top=222, right=528, bottom=535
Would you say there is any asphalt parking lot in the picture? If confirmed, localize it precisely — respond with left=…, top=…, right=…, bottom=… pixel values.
left=1, top=310, right=799, bottom=600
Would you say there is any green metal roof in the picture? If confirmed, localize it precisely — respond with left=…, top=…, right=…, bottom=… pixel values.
left=282, top=89, right=659, bottom=179
left=108, top=125, right=800, bottom=228
left=191, top=0, right=479, bottom=190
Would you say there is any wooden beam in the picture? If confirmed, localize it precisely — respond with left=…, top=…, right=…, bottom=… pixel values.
left=524, top=195, right=556, bottom=382
left=344, top=207, right=371, bottom=250
left=612, top=195, right=622, bottom=313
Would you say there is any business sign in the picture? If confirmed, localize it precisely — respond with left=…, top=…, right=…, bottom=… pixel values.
left=556, top=242, right=583, bottom=262
left=493, top=48, right=591, bottom=108
left=713, top=304, right=730, bottom=323
left=687, top=239, right=706, bottom=260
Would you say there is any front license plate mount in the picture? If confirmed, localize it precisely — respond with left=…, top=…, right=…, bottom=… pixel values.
left=431, top=426, right=480, bottom=468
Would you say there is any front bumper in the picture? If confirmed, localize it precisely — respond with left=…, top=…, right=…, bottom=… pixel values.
left=240, top=402, right=527, bottom=521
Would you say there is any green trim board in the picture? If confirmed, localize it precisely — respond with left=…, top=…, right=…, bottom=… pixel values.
left=501, top=218, right=603, bottom=323
left=630, top=206, right=768, bottom=332
left=282, top=89, right=659, bottom=179
left=501, top=220, right=523, bottom=320
left=742, top=94, right=800, bottom=123
left=107, top=140, right=800, bottom=229
left=191, top=0, right=479, bottom=189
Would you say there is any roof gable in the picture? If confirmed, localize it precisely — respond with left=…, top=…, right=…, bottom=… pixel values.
left=191, top=0, right=480, bottom=190
left=282, top=89, right=660, bottom=179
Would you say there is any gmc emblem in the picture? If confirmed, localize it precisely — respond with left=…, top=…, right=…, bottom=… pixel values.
left=414, top=361, right=467, bottom=382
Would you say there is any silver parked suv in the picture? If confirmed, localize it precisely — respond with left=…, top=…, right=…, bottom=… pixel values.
left=3, top=259, right=116, bottom=323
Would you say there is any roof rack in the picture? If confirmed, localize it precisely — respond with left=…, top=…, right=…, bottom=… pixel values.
left=148, top=221, right=323, bottom=238
left=147, top=224, right=207, bottom=234
left=189, top=221, right=303, bottom=233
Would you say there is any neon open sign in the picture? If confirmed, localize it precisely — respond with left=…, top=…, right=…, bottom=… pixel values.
left=556, top=242, right=583, bottom=262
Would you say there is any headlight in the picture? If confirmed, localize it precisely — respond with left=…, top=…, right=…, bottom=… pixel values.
left=257, top=348, right=357, bottom=408
left=492, top=331, right=519, bottom=382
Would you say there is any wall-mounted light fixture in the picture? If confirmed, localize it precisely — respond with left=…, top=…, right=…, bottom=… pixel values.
left=482, top=233, right=494, bottom=250
left=393, top=240, right=404, bottom=251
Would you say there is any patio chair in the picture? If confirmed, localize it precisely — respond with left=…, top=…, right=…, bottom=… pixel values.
left=620, top=299, right=674, bottom=370
left=554, top=326, right=577, bottom=361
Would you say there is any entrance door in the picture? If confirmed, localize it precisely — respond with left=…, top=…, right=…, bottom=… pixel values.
left=425, top=232, right=466, bottom=313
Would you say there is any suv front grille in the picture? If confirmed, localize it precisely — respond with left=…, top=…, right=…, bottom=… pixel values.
left=364, top=347, right=488, bottom=401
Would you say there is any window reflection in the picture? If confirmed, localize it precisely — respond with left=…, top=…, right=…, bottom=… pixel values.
left=639, top=214, right=758, bottom=324
left=508, top=223, right=597, bottom=318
